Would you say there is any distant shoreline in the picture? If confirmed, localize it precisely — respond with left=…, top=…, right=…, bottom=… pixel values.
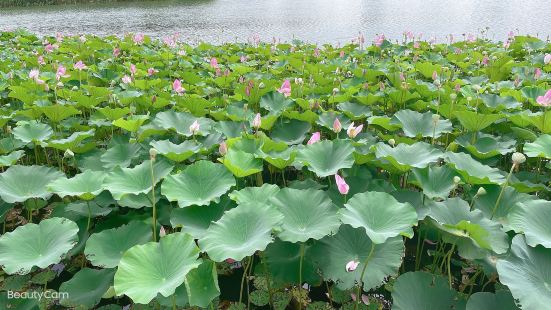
left=0, top=0, right=133, bottom=8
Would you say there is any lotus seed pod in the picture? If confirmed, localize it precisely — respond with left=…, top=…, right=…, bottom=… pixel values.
left=450, top=93, right=457, bottom=100
left=258, top=82, right=265, bottom=89
left=432, top=114, right=440, bottom=123
left=64, top=149, right=74, bottom=158
left=467, top=96, right=473, bottom=102
left=388, top=138, right=396, bottom=146
left=512, top=152, right=526, bottom=165
left=149, top=148, right=158, bottom=160
left=453, top=176, right=461, bottom=184
left=476, top=187, right=487, bottom=196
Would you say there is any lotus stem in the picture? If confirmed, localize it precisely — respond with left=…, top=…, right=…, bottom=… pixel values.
left=298, top=243, right=305, bottom=310
left=150, top=159, right=157, bottom=242
left=261, top=253, right=274, bottom=309
left=354, top=242, right=375, bottom=310
left=247, top=254, right=254, bottom=310
left=85, top=200, right=92, bottom=233
left=239, top=256, right=252, bottom=305
left=490, top=164, right=515, bottom=219
left=447, top=243, right=455, bottom=288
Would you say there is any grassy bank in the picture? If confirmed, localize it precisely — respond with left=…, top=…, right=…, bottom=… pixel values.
left=0, top=0, right=131, bottom=8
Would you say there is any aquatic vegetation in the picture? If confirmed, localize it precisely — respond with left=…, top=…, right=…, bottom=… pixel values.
left=0, top=29, right=550, bottom=309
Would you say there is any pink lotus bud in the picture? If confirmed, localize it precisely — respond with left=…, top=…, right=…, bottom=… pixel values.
left=173, top=79, right=185, bottom=94
left=189, top=120, right=200, bottom=135
left=253, top=113, right=262, bottom=129
left=333, top=118, right=342, bottom=133
left=335, top=173, right=349, bottom=195
left=219, top=141, right=228, bottom=155
left=307, top=132, right=321, bottom=145
left=345, top=260, right=359, bottom=272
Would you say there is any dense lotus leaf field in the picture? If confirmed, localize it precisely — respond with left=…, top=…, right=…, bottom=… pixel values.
left=0, top=29, right=550, bottom=309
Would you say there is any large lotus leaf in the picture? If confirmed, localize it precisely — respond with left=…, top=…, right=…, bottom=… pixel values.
left=454, top=111, right=502, bottom=132
left=49, top=170, right=106, bottom=200
left=153, top=110, right=213, bottom=136
left=84, top=221, right=152, bottom=268
left=12, top=121, right=53, bottom=143
left=455, top=132, right=516, bottom=159
left=184, top=260, right=220, bottom=308
left=480, top=94, right=521, bottom=110
left=340, top=191, right=417, bottom=244
left=445, top=152, right=505, bottom=184
left=524, top=134, right=551, bottom=159
left=161, top=160, right=235, bottom=208
left=0, top=165, right=64, bottom=203
left=100, top=142, right=143, bottom=169
left=149, top=139, right=201, bottom=162
left=410, top=165, right=459, bottom=199
left=473, top=185, right=533, bottom=225
left=465, top=290, right=519, bottom=310
left=270, top=188, right=340, bottom=243
left=496, top=235, right=551, bottom=310
left=0, top=217, right=79, bottom=275
left=104, top=159, right=173, bottom=200
left=264, top=239, right=319, bottom=285
left=260, top=91, right=295, bottom=114
left=198, top=203, right=283, bottom=262
left=114, top=232, right=201, bottom=304
left=337, top=101, right=372, bottom=120
left=391, top=271, right=463, bottom=310
left=270, top=119, right=311, bottom=145
left=316, top=112, right=352, bottom=131
left=59, top=268, right=115, bottom=309
left=310, top=225, right=404, bottom=291
left=170, top=197, right=235, bottom=239
left=40, top=104, right=81, bottom=123
left=0, top=150, right=24, bottom=167
left=427, top=198, right=509, bottom=258
left=507, top=199, right=551, bottom=248
left=391, top=110, right=452, bottom=138
left=296, top=139, right=354, bottom=177
left=48, top=129, right=95, bottom=151
left=229, top=183, right=280, bottom=205
left=219, top=148, right=263, bottom=177
left=374, top=142, right=443, bottom=172
left=112, top=115, right=149, bottom=132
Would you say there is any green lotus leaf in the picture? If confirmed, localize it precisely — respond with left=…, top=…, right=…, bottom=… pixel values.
left=473, top=185, right=533, bottom=224
left=198, top=202, right=283, bottom=262
left=156, top=283, right=189, bottom=308
left=0, top=150, right=24, bottom=167
left=114, top=189, right=160, bottom=209
left=337, top=102, right=372, bottom=120
left=391, top=109, right=452, bottom=138
left=316, top=112, right=352, bottom=131
left=97, top=107, right=131, bottom=121
left=48, top=129, right=95, bottom=151
left=12, top=121, right=53, bottom=143
left=296, top=139, right=354, bottom=177
left=104, top=159, right=173, bottom=200
left=466, top=290, right=518, bottom=310
left=480, top=94, right=521, bottom=110
left=410, top=166, right=459, bottom=199
left=112, top=115, right=149, bottom=132
left=40, top=104, right=81, bottom=123
left=0, top=165, right=64, bottom=203
left=445, top=152, right=505, bottom=184
left=270, top=188, right=340, bottom=242
left=507, top=199, right=551, bottom=248
left=153, top=110, right=214, bottom=136
left=100, top=142, right=143, bottom=169
left=0, top=217, right=79, bottom=275
left=374, top=142, right=443, bottom=172
left=340, top=191, right=417, bottom=244
left=455, top=132, right=516, bottom=159
left=259, top=91, right=295, bottom=114
left=391, top=271, right=463, bottom=310
left=454, top=111, right=502, bottom=132
left=264, top=239, right=319, bottom=285
left=184, top=260, right=220, bottom=308
left=0, top=137, right=26, bottom=154
left=149, top=139, right=201, bottom=162
left=170, top=197, right=234, bottom=239
left=59, top=268, right=115, bottom=309
left=114, top=232, right=201, bottom=304
left=524, top=134, right=551, bottom=159
left=496, top=235, right=551, bottom=310
left=219, top=149, right=263, bottom=177
left=49, top=170, right=106, bottom=200
left=270, top=119, right=311, bottom=145
left=427, top=198, right=509, bottom=258
left=84, top=221, right=152, bottom=268
left=310, top=225, right=404, bottom=291
left=229, top=183, right=280, bottom=205
left=162, top=160, right=235, bottom=207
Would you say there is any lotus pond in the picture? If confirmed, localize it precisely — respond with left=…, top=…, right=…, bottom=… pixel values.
left=0, top=30, right=550, bottom=309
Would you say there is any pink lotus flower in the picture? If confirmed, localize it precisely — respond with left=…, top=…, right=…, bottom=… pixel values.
left=335, top=173, right=349, bottom=195
left=345, top=260, right=359, bottom=272
left=333, top=118, right=342, bottom=133
left=173, top=79, right=185, bottom=95
left=133, top=33, right=144, bottom=45
left=189, top=120, right=200, bottom=134
left=44, top=43, right=54, bottom=53
left=219, top=141, right=227, bottom=155
left=535, top=68, right=542, bottom=80
left=399, top=72, right=405, bottom=81
left=432, top=71, right=438, bottom=81
left=413, top=41, right=420, bottom=49
left=374, top=34, right=385, bottom=47
left=536, top=90, right=551, bottom=107
left=147, top=68, right=157, bottom=76
left=467, top=33, right=476, bottom=43
left=482, top=56, right=489, bottom=66
left=545, top=54, right=551, bottom=65
left=313, top=48, right=320, bottom=57
left=210, top=57, right=219, bottom=69
left=307, top=132, right=321, bottom=145
left=278, top=79, right=291, bottom=97
left=29, top=69, right=40, bottom=80
left=163, top=35, right=177, bottom=48
left=73, top=61, right=87, bottom=71
left=339, top=50, right=345, bottom=58
left=350, top=293, right=369, bottom=305
left=130, top=64, right=137, bottom=76
left=379, top=82, right=385, bottom=91
left=159, top=226, right=166, bottom=237
left=253, top=113, right=262, bottom=129
left=37, top=56, right=45, bottom=65
left=225, top=258, right=236, bottom=264
left=56, top=65, right=68, bottom=81
left=240, top=55, right=247, bottom=63
left=113, top=47, right=121, bottom=58
left=121, top=75, right=132, bottom=84
left=346, top=123, right=363, bottom=138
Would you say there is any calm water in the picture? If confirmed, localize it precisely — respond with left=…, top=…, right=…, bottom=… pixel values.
left=1, top=0, right=551, bottom=44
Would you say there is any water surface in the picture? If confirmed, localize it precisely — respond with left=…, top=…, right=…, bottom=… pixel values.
left=1, top=0, right=551, bottom=43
